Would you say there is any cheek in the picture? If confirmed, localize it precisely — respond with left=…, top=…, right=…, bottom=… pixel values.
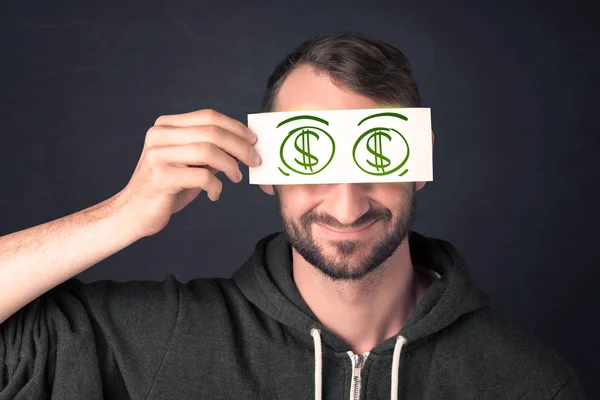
left=279, top=187, right=322, bottom=214
left=374, top=187, right=413, bottom=215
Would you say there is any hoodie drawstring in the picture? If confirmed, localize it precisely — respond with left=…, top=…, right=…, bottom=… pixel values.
left=310, top=328, right=407, bottom=400
left=310, top=328, right=323, bottom=400
left=391, top=335, right=407, bottom=400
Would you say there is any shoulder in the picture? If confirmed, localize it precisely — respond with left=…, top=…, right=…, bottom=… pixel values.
left=58, top=275, right=250, bottom=311
left=40, top=275, right=184, bottom=330
left=52, top=274, right=182, bottom=306
left=463, top=308, right=570, bottom=365
left=447, top=307, right=579, bottom=396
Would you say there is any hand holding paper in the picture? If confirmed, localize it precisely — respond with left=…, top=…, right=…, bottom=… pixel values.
left=248, top=108, right=433, bottom=185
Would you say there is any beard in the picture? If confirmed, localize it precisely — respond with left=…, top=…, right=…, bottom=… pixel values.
left=274, top=184, right=416, bottom=282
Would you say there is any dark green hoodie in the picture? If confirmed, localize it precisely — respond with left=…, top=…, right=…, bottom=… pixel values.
left=0, top=231, right=586, bottom=399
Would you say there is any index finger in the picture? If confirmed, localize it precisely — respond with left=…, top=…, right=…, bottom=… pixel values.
left=155, top=109, right=257, bottom=144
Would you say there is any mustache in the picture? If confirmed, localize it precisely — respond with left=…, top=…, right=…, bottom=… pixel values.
left=301, top=207, right=392, bottom=230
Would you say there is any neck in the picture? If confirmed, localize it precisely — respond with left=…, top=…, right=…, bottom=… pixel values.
left=292, top=237, right=430, bottom=354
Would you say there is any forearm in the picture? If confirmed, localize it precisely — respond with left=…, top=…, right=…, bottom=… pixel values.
left=0, top=191, right=142, bottom=324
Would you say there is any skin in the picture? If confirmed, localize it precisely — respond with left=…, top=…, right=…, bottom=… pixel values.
left=259, top=64, right=435, bottom=354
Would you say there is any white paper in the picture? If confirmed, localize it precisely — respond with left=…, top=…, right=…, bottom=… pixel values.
left=248, top=108, right=433, bottom=185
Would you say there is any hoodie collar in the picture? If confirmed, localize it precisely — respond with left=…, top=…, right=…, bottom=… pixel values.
left=232, top=231, right=490, bottom=354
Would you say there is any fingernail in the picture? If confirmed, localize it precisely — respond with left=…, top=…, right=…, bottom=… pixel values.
left=254, top=153, right=262, bottom=165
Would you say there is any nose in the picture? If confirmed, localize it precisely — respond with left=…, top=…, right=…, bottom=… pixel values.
left=322, top=183, right=371, bottom=226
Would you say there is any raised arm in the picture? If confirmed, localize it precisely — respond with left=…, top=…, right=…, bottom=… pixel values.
left=0, top=108, right=261, bottom=324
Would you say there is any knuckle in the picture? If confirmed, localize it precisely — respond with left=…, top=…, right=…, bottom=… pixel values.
left=145, top=125, right=162, bottom=144
left=201, top=108, right=218, bottom=122
left=147, top=162, right=166, bottom=184
left=201, top=125, right=220, bottom=141
left=154, top=115, right=168, bottom=126
left=197, top=168, right=214, bottom=184
left=145, top=148, right=159, bottom=164
left=194, top=142, right=212, bottom=160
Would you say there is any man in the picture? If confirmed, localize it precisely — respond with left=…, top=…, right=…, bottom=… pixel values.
left=0, top=32, right=586, bottom=399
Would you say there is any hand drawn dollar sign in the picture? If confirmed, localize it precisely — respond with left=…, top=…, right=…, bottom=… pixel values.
left=277, top=115, right=335, bottom=177
left=294, top=129, right=319, bottom=172
left=353, top=112, right=411, bottom=177
left=366, top=130, right=392, bottom=173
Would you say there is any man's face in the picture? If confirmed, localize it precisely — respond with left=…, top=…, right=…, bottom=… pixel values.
left=269, top=64, right=422, bottom=281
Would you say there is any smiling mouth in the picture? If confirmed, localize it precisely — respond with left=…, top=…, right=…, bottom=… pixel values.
left=316, top=220, right=378, bottom=234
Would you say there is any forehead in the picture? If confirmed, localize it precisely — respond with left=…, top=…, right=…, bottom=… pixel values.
left=273, top=64, right=380, bottom=113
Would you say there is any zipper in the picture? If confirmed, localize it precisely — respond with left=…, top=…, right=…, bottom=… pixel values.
left=348, top=351, right=369, bottom=400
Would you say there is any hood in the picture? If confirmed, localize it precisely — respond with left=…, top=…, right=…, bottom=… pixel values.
left=232, top=230, right=491, bottom=355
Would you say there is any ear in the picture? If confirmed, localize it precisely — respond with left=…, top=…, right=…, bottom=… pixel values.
left=259, top=184, right=275, bottom=195
left=415, top=130, right=435, bottom=192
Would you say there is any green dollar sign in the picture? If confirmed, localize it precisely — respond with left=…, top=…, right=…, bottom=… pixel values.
left=366, top=130, right=392, bottom=172
left=294, top=129, right=319, bottom=172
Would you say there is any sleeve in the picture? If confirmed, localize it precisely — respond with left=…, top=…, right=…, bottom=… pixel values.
left=0, top=275, right=181, bottom=400
left=551, top=372, right=588, bottom=400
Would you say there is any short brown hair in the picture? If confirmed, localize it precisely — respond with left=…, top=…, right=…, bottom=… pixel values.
left=260, top=32, right=422, bottom=112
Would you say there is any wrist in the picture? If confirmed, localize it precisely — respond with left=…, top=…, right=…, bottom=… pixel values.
left=87, top=190, right=147, bottom=246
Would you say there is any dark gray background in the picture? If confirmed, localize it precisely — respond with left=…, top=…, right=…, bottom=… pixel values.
left=1, top=0, right=597, bottom=397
